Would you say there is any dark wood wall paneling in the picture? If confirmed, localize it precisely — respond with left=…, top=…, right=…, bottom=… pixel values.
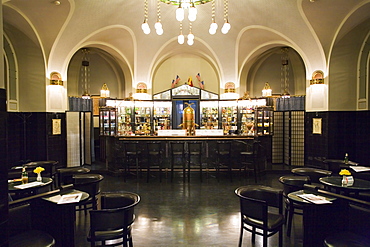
left=305, top=111, right=370, bottom=167
left=0, top=89, right=8, bottom=246
left=7, top=112, right=66, bottom=168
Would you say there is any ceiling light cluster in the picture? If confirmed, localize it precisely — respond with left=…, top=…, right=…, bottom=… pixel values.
left=142, top=0, right=231, bottom=46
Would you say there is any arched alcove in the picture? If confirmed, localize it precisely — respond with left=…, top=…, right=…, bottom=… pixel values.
left=67, top=48, right=125, bottom=99
left=245, top=47, right=306, bottom=98
left=152, top=53, right=219, bottom=95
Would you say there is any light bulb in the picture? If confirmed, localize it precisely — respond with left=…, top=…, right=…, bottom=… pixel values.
left=154, top=21, right=162, bottom=30
left=142, top=22, right=150, bottom=34
left=178, top=34, right=185, bottom=44
left=221, top=22, right=231, bottom=34
left=187, top=38, right=194, bottom=46
left=188, top=6, right=197, bottom=22
left=143, top=27, right=151, bottom=34
left=188, top=33, right=194, bottom=40
left=210, top=22, right=218, bottom=30
left=156, top=28, right=163, bottom=35
left=176, top=7, right=184, bottom=22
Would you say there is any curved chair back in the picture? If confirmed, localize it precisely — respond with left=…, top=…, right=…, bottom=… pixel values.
left=88, top=192, right=140, bottom=247
left=73, top=174, right=104, bottom=213
left=235, top=185, right=284, bottom=247
left=89, top=207, right=128, bottom=246
left=101, top=192, right=141, bottom=225
left=279, top=175, right=311, bottom=196
left=291, top=167, right=332, bottom=184
left=74, top=174, right=104, bottom=196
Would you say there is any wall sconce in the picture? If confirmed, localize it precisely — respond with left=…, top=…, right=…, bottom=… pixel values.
left=134, top=82, right=150, bottom=100
left=310, top=70, right=324, bottom=85
left=221, top=82, right=239, bottom=99
left=100, top=83, right=110, bottom=98
left=262, top=82, right=272, bottom=97
left=50, top=72, right=63, bottom=86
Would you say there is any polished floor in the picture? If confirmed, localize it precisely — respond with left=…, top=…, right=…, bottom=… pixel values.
left=75, top=166, right=303, bottom=247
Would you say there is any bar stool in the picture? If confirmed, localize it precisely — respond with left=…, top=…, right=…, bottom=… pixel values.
left=123, top=141, right=141, bottom=181
left=187, top=141, right=203, bottom=182
left=170, top=141, right=186, bottom=182
left=146, top=141, right=163, bottom=182
left=216, top=141, right=232, bottom=182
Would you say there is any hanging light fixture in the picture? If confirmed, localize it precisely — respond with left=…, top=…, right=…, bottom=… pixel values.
left=209, top=0, right=217, bottom=35
left=187, top=22, right=194, bottom=46
left=221, top=0, right=231, bottom=34
left=141, top=0, right=151, bottom=34
left=281, top=47, right=290, bottom=97
left=178, top=22, right=185, bottom=44
left=80, top=48, right=91, bottom=99
left=142, top=0, right=230, bottom=44
left=154, top=0, right=164, bottom=35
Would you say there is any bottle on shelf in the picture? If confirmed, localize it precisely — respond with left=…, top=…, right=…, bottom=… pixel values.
left=21, top=167, right=28, bottom=184
left=344, top=153, right=349, bottom=164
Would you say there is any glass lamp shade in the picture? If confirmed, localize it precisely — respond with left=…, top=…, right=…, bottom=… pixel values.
left=221, top=22, right=231, bottom=34
left=176, top=7, right=184, bottom=21
left=178, top=34, right=185, bottom=44
left=188, top=6, right=197, bottom=22
left=156, top=28, right=164, bottom=35
left=187, top=38, right=194, bottom=46
left=154, top=21, right=162, bottom=30
left=187, top=33, right=194, bottom=40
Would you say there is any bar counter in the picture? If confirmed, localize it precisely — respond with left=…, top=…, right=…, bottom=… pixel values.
left=102, top=135, right=270, bottom=173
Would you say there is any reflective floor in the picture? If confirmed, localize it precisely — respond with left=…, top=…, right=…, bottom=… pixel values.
left=75, top=167, right=303, bottom=247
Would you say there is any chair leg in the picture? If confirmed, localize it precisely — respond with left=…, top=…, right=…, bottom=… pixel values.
left=199, top=156, right=202, bottom=182
left=183, top=153, right=186, bottom=183
left=263, top=231, right=267, bottom=247
left=159, top=159, right=162, bottom=183
left=147, top=156, right=150, bottom=183
left=238, top=224, right=244, bottom=247
left=188, top=153, right=191, bottom=182
left=287, top=205, right=294, bottom=237
left=171, top=154, right=175, bottom=182
left=279, top=227, right=283, bottom=247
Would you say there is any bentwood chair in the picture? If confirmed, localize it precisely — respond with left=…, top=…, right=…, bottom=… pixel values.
left=291, top=167, right=332, bottom=188
left=8, top=204, right=56, bottom=247
left=278, top=175, right=311, bottom=237
left=324, top=203, right=370, bottom=246
left=73, top=174, right=104, bottom=214
left=235, top=185, right=285, bottom=247
left=87, top=192, right=140, bottom=247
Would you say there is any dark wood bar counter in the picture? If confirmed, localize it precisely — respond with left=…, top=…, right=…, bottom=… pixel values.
left=102, top=135, right=271, bottom=177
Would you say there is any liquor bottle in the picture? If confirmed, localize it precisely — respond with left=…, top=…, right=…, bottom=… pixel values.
left=21, top=167, right=28, bottom=184
left=344, top=153, right=349, bottom=164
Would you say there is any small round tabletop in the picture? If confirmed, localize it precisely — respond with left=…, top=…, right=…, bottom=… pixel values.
left=288, top=189, right=337, bottom=204
left=319, top=176, right=370, bottom=191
